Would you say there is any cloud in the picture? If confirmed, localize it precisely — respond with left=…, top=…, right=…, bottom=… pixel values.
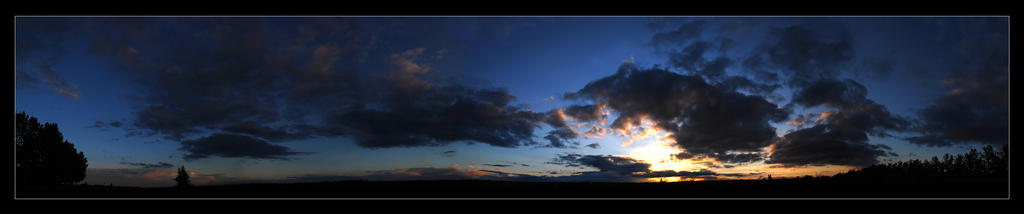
left=15, top=19, right=80, bottom=99
left=119, top=161, right=174, bottom=169
left=325, top=83, right=547, bottom=148
left=640, top=20, right=925, bottom=168
left=715, top=76, right=782, bottom=96
left=790, top=79, right=912, bottom=135
left=178, top=133, right=310, bottom=161
left=649, top=20, right=707, bottom=48
left=221, top=121, right=318, bottom=142
left=768, top=79, right=911, bottom=167
left=570, top=154, right=651, bottom=175
left=548, top=154, right=750, bottom=181
left=86, top=120, right=125, bottom=129
left=906, top=34, right=1009, bottom=147
left=786, top=112, right=818, bottom=127
left=86, top=120, right=105, bottom=128
left=17, top=63, right=81, bottom=100
left=690, top=21, right=913, bottom=167
left=18, top=18, right=589, bottom=156
left=744, top=25, right=855, bottom=87
left=319, top=46, right=595, bottom=149
left=767, top=125, right=892, bottom=167
left=561, top=104, right=606, bottom=122
left=565, top=63, right=789, bottom=163
left=664, top=41, right=736, bottom=81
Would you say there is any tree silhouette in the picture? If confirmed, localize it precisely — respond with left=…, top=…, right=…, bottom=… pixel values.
left=831, top=144, right=1008, bottom=184
left=16, top=112, right=88, bottom=186
left=175, top=166, right=192, bottom=188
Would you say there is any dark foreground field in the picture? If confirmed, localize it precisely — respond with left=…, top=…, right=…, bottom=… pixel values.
left=16, top=179, right=1009, bottom=199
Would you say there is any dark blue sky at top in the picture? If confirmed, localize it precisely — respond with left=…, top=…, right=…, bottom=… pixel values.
left=15, top=17, right=1008, bottom=186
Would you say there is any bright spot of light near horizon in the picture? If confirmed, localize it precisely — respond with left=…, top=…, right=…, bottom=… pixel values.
left=622, top=129, right=704, bottom=173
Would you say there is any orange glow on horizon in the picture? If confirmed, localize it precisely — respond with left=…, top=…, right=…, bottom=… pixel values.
left=646, top=177, right=705, bottom=182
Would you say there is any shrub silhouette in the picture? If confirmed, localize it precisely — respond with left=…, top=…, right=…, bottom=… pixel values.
left=16, top=112, right=88, bottom=186
left=175, top=166, right=192, bottom=188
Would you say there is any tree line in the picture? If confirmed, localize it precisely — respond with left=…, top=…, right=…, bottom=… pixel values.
left=828, top=144, right=1009, bottom=184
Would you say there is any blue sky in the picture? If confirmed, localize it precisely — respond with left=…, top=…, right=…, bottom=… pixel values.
left=15, top=17, right=1008, bottom=186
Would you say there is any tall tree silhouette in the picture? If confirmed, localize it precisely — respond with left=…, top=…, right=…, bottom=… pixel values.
left=175, top=166, right=192, bottom=188
left=16, top=112, right=88, bottom=186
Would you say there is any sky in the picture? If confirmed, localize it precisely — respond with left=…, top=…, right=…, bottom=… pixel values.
left=14, top=16, right=1009, bottom=187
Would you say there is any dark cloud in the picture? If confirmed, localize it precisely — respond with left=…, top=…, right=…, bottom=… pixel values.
left=15, top=19, right=79, bottom=99
left=86, top=120, right=105, bottom=128
left=668, top=41, right=712, bottom=73
left=745, top=25, right=855, bottom=87
left=566, top=63, right=789, bottom=163
left=632, top=169, right=718, bottom=178
left=672, top=152, right=764, bottom=164
left=649, top=20, right=707, bottom=48
left=549, top=154, right=750, bottom=181
left=791, top=79, right=912, bottom=136
left=768, top=78, right=911, bottom=167
left=785, top=112, right=820, bottom=128
left=572, top=155, right=651, bottom=175
left=86, top=120, right=125, bottom=129
left=790, top=79, right=868, bottom=108
left=561, top=104, right=605, bottom=122
left=18, top=18, right=583, bottom=153
left=715, top=76, right=782, bottom=96
left=221, top=121, right=318, bottom=142
left=16, top=63, right=81, bottom=100
left=767, top=125, right=892, bottom=167
left=483, top=164, right=512, bottom=168
left=719, top=22, right=914, bottom=167
left=906, top=35, right=1008, bottom=147
left=178, top=133, right=309, bottom=161
left=313, top=45, right=576, bottom=149
left=661, top=39, right=736, bottom=81
left=585, top=143, right=600, bottom=149
left=325, top=84, right=547, bottom=148
left=543, top=127, right=579, bottom=148
left=119, top=161, right=174, bottom=169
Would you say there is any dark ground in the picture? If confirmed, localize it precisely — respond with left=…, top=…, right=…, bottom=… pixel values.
left=15, top=179, right=1009, bottom=199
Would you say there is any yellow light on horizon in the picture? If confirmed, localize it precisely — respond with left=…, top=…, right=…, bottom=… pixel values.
left=646, top=177, right=706, bottom=182
left=623, top=129, right=704, bottom=173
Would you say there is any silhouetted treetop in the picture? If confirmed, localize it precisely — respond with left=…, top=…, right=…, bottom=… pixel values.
left=16, top=112, right=88, bottom=186
left=175, top=166, right=192, bottom=188
left=832, top=144, right=1008, bottom=184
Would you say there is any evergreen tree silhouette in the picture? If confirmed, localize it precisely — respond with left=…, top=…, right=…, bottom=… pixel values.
left=175, top=166, right=192, bottom=188
left=16, top=112, right=88, bottom=186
